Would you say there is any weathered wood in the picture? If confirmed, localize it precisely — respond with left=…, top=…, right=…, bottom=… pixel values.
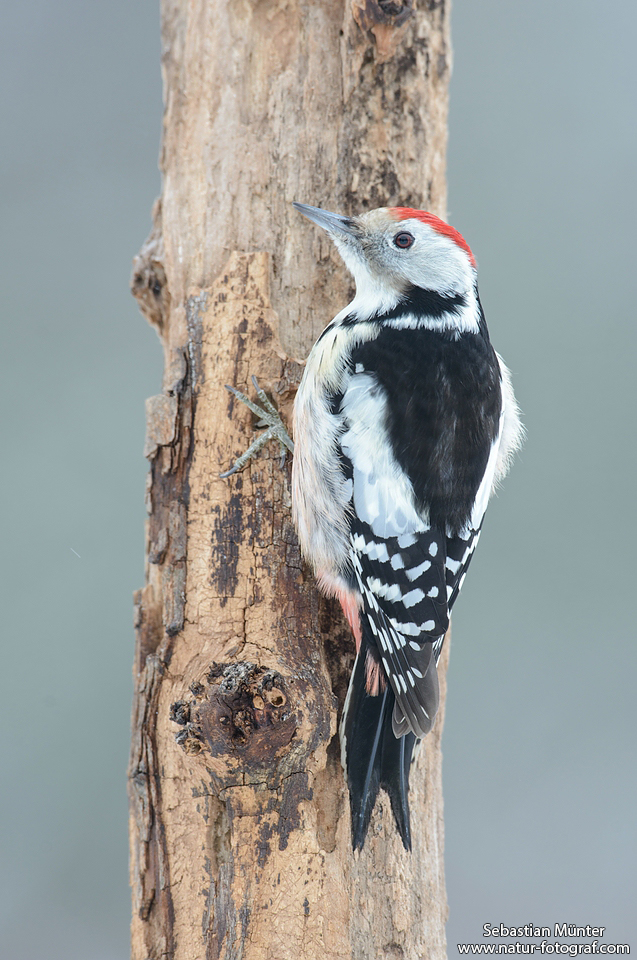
left=130, top=2, right=452, bottom=957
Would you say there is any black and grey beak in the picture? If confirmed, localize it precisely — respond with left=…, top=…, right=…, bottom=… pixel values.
left=293, top=202, right=356, bottom=238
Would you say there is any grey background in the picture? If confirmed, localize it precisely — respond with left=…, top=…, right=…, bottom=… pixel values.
left=0, top=1, right=634, bottom=957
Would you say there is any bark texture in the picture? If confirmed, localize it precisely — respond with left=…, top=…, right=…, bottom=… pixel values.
left=130, top=2, right=452, bottom=958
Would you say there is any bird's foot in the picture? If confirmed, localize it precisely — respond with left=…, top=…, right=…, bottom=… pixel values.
left=220, top=376, right=294, bottom=478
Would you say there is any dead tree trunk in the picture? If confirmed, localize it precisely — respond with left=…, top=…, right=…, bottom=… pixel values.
left=130, top=2, right=452, bottom=958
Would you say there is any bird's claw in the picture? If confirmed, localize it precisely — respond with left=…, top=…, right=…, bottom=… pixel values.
left=220, top=377, right=294, bottom=479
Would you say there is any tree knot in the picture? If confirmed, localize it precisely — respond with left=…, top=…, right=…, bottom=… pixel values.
left=170, top=662, right=297, bottom=775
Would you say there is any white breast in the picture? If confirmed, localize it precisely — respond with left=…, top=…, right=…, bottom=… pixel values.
left=291, top=325, right=356, bottom=579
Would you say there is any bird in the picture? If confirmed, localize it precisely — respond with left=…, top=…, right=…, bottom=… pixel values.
left=222, top=202, right=523, bottom=851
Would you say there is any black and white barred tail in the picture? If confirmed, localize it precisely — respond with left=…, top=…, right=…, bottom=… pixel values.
left=340, top=626, right=441, bottom=851
left=341, top=648, right=416, bottom=851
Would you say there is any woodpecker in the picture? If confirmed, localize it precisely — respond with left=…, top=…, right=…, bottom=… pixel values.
left=222, top=203, right=522, bottom=851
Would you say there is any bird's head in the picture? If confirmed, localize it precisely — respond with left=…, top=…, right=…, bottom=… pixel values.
left=293, top=202, right=477, bottom=324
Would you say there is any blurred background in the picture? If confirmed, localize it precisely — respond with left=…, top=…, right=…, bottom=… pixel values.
left=0, top=1, right=634, bottom=957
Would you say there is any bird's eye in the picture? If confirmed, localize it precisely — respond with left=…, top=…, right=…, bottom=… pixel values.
left=393, top=232, right=414, bottom=249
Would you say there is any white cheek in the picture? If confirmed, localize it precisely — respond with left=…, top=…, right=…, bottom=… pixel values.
left=334, top=238, right=402, bottom=319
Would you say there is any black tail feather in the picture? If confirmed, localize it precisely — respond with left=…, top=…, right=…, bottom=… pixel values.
left=381, top=711, right=416, bottom=851
left=341, top=651, right=416, bottom=851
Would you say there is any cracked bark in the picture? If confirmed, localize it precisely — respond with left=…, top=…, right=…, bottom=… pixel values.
left=130, top=1, right=451, bottom=958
